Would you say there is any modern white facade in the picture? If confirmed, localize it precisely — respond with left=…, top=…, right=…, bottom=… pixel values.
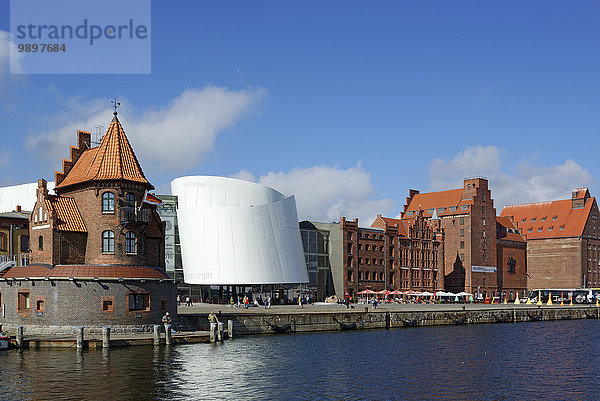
left=171, top=176, right=309, bottom=285
left=0, top=182, right=55, bottom=212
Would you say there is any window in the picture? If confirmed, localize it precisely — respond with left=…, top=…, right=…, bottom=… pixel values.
left=102, top=300, right=114, bottom=312
left=482, top=193, right=486, bottom=202
left=427, top=208, right=434, bottom=214
left=482, top=218, right=486, bottom=227
left=559, top=225, right=565, bottom=231
left=460, top=217, right=465, bottom=225
left=372, top=258, right=377, bottom=265
left=482, top=254, right=487, bottom=263
left=125, top=231, right=137, bottom=254
left=347, top=232, right=352, bottom=241
left=128, top=293, right=150, bottom=311
left=548, top=226, right=554, bottom=231
left=18, top=292, right=30, bottom=312
left=102, top=230, right=115, bottom=253
left=358, top=244, right=362, bottom=250
left=102, top=192, right=115, bottom=213
left=541, top=216, right=547, bottom=222
left=521, top=218, right=526, bottom=223
left=460, top=229, right=465, bottom=237
left=482, top=206, right=486, bottom=214
left=507, top=257, right=516, bottom=273
left=460, top=253, right=464, bottom=261
left=0, top=232, right=6, bottom=251
left=126, top=193, right=136, bottom=207
left=347, top=271, right=353, bottom=281
left=346, top=243, right=352, bottom=254
left=460, top=241, right=465, bottom=249
left=365, top=244, right=370, bottom=251
left=482, top=230, right=486, bottom=238
left=36, top=298, right=45, bottom=312
left=552, top=216, right=558, bottom=221
left=38, top=235, right=43, bottom=250
left=20, top=235, right=29, bottom=252
left=482, top=242, right=486, bottom=250
left=461, top=205, right=469, bottom=210
left=537, top=227, right=543, bottom=232
left=531, top=217, right=537, bottom=222
left=347, top=256, right=353, bottom=267
left=438, top=207, right=446, bottom=213
left=406, top=211, right=414, bottom=216
left=449, top=206, right=458, bottom=212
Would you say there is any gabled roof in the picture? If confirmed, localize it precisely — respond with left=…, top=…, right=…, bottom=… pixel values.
left=404, top=188, right=473, bottom=218
left=55, top=114, right=151, bottom=189
left=373, top=216, right=408, bottom=237
left=44, top=195, right=86, bottom=232
left=500, top=198, right=595, bottom=239
left=496, top=216, right=526, bottom=242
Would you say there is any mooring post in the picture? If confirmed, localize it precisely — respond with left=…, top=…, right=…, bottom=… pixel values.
left=164, top=324, right=172, bottom=345
left=102, top=326, right=111, bottom=348
left=153, top=324, right=161, bottom=345
left=228, top=320, right=234, bottom=339
left=76, top=326, right=84, bottom=349
left=16, top=325, right=23, bottom=348
left=210, top=322, right=217, bottom=342
left=218, top=322, right=225, bottom=341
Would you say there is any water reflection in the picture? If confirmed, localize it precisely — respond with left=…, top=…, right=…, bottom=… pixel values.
left=1, top=320, right=600, bottom=400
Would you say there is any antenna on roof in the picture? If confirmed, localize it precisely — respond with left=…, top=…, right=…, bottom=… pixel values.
left=91, top=125, right=104, bottom=147
left=111, top=97, right=120, bottom=115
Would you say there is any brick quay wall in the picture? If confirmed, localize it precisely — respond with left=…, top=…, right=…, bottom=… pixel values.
left=181, top=305, right=600, bottom=336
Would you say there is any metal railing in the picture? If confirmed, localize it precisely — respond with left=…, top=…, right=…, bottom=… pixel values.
left=0, top=253, right=29, bottom=266
left=119, top=207, right=151, bottom=224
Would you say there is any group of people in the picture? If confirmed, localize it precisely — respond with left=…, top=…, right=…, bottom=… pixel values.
left=176, top=295, right=194, bottom=306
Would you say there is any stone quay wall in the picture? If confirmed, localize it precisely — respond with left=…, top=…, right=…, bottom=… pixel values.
left=184, top=306, right=600, bottom=336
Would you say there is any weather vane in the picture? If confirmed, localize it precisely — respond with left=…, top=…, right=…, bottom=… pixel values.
left=111, top=97, right=120, bottom=115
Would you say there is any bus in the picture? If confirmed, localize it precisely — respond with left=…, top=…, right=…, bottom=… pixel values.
left=527, top=289, right=595, bottom=304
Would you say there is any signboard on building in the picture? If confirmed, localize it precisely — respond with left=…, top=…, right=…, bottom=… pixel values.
left=471, top=265, right=497, bottom=273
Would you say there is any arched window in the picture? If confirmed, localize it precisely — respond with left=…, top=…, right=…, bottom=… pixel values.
left=38, top=235, right=43, bottom=251
left=126, top=193, right=136, bottom=207
left=102, top=192, right=115, bottom=213
left=125, top=231, right=136, bottom=254
left=102, top=230, right=115, bottom=253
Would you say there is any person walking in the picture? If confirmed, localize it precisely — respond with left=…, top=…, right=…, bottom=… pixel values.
left=298, top=295, right=303, bottom=308
left=229, top=296, right=234, bottom=308
left=267, top=296, right=272, bottom=309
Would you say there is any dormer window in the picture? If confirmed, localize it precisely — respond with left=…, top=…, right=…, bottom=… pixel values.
left=102, top=192, right=115, bottom=213
left=126, top=193, right=136, bottom=207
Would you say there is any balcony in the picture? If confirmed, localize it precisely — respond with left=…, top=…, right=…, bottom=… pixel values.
left=119, top=207, right=151, bottom=224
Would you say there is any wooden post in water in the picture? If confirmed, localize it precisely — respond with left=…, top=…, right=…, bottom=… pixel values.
left=102, top=326, right=111, bottom=348
left=164, top=324, right=172, bottom=345
left=153, top=324, right=161, bottom=345
left=16, top=325, right=23, bottom=348
left=217, top=322, right=225, bottom=341
left=210, top=322, right=217, bottom=342
left=76, top=326, right=84, bottom=349
left=228, top=320, right=234, bottom=339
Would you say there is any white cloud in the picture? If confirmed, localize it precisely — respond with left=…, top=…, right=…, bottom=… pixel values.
left=256, top=164, right=395, bottom=225
left=25, top=86, right=265, bottom=173
left=230, top=169, right=256, bottom=182
left=429, top=145, right=594, bottom=210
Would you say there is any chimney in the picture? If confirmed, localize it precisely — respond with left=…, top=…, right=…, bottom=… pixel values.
left=16, top=205, right=21, bottom=212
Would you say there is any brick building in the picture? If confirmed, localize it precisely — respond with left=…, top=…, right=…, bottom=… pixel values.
left=0, top=112, right=176, bottom=334
left=394, top=177, right=499, bottom=298
left=496, top=216, right=527, bottom=300
left=500, top=188, right=599, bottom=290
left=339, top=208, right=443, bottom=298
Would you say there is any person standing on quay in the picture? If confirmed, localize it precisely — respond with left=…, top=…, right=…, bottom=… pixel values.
left=229, top=296, right=234, bottom=308
left=162, top=312, right=172, bottom=332
left=208, top=310, right=219, bottom=325
left=299, top=295, right=303, bottom=308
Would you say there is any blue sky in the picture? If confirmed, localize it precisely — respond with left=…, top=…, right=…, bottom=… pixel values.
left=0, top=1, right=598, bottom=224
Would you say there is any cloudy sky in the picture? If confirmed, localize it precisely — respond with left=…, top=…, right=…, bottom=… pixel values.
left=0, top=1, right=598, bottom=225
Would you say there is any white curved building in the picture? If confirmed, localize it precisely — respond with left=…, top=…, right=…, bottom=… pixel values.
left=0, top=181, right=55, bottom=212
left=171, top=176, right=308, bottom=285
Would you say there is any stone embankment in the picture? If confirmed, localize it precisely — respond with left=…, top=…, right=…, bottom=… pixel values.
left=181, top=304, right=600, bottom=336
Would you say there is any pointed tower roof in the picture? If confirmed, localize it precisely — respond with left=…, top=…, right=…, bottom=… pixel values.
left=55, top=113, right=153, bottom=190
left=431, top=207, right=439, bottom=220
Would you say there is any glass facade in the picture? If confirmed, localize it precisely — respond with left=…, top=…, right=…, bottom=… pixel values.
left=300, top=223, right=335, bottom=301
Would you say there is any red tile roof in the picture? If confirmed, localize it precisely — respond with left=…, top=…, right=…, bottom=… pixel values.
left=2, top=264, right=170, bottom=279
left=496, top=216, right=526, bottom=242
left=55, top=115, right=152, bottom=189
left=45, top=195, right=86, bottom=232
left=500, top=198, right=595, bottom=239
left=404, top=188, right=473, bottom=218
left=376, top=216, right=409, bottom=237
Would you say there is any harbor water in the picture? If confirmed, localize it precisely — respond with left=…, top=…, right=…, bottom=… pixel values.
left=1, top=319, right=600, bottom=400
